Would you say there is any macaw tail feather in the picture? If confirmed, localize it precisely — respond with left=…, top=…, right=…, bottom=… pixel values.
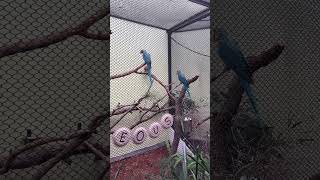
left=147, top=67, right=153, bottom=83
left=186, top=88, right=191, bottom=97
left=146, top=68, right=153, bottom=93
left=240, top=79, right=264, bottom=128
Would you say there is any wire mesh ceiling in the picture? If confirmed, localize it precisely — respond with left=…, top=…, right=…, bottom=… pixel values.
left=110, top=0, right=210, bottom=31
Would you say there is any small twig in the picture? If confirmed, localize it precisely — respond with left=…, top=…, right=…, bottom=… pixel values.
left=110, top=95, right=147, bottom=129
left=128, top=106, right=176, bottom=130
left=111, top=105, right=166, bottom=117
left=193, top=115, right=213, bottom=129
left=139, top=83, right=181, bottom=122
left=84, top=141, right=108, bottom=162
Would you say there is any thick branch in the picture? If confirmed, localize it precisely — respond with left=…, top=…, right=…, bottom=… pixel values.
left=33, top=112, right=108, bottom=179
left=0, top=130, right=91, bottom=174
left=211, top=44, right=284, bottom=179
left=0, top=141, right=108, bottom=171
left=33, top=138, right=89, bottom=179
left=0, top=8, right=110, bottom=59
left=170, top=75, right=200, bottom=153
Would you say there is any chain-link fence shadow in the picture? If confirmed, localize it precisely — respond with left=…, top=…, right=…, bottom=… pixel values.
left=1, top=1, right=109, bottom=179
left=211, top=0, right=320, bottom=179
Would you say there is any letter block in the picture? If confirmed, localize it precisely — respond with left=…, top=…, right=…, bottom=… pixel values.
left=148, top=122, right=162, bottom=138
left=112, top=127, right=131, bottom=147
left=132, top=127, right=147, bottom=144
left=160, top=113, right=173, bottom=129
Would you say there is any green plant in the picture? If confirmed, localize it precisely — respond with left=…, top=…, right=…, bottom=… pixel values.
left=160, top=140, right=210, bottom=180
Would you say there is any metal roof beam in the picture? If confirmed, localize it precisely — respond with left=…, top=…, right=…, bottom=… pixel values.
left=111, top=15, right=168, bottom=31
left=189, top=0, right=210, bottom=7
left=168, top=8, right=210, bottom=33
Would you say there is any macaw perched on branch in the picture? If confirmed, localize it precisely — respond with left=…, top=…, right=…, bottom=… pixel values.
left=215, top=28, right=264, bottom=128
left=140, top=50, right=153, bottom=92
left=177, top=70, right=191, bottom=98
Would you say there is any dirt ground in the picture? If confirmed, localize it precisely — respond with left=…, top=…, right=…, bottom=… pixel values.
left=110, top=146, right=169, bottom=180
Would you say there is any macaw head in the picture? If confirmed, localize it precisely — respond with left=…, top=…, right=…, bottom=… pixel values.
left=140, top=50, right=145, bottom=54
left=217, top=28, right=230, bottom=44
left=176, top=70, right=181, bottom=76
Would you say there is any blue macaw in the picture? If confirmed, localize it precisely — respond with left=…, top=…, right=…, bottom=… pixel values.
left=140, top=50, right=153, bottom=91
left=215, top=28, right=263, bottom=128
left=177, top=70, right=191, bottom=97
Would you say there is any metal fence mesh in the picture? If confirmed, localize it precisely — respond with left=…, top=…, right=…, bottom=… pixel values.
left=1, top=1, right=109, bottom=180
left=212, top=0, right=320, bottom=179
left=171, top=29, right=210, bottom=154
left=109, top=16, right=170, bottom=161
left=109, top=3, right=210, bottom=179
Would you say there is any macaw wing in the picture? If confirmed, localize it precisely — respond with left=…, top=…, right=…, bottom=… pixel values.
left=217, top=42, right=241, bottom=69
left=234, top=55, right=253, bottom=83
left=218, top=28, right=243, bottom=54
left=178, top=73, right=188, bottom=86
left=143, top=52, right=151, bottom=64
left=218, top=42, right=253, bottom=83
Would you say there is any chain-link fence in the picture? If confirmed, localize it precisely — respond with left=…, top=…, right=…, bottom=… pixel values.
left=171, top=29, right=210, bottom=155
left=1, top=1, right=109, bottom=179
left=211, top=0, right=320, bottom=179
left=109, top=0, right=210, bottom=179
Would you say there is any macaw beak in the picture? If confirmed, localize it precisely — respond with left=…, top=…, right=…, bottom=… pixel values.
left=140, top=50, right=143, bottom=54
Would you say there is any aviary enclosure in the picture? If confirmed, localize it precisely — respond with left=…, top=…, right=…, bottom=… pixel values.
left=109, top=0, right=210, bottom=179
left=211, top=0, right=320, bottom=180
left=1, top=0, right=320, bottom=180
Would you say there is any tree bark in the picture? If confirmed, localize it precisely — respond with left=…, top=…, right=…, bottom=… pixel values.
left=211, top=44, right=285, bottom=179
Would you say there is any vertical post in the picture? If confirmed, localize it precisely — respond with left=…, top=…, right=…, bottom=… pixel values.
left=167, top=31, right=174, bottom=115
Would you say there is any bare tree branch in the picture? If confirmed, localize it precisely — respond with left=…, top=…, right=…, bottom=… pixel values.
left=84, top=141, right=108, bottom=162
left=110, top=95, right=147, bottom=129
left=128, top=106, right=175, bottom=130
left=111, top=63, right=146, bottom=79
left=0, top=140, right=107, bottom=171
left=0, top=8, right=110, bottom=59
left=0, top=130, right=91, bottom=174
left=33, top=137, right=91, bottom=180
left=32, top=112, right=108, bottom=179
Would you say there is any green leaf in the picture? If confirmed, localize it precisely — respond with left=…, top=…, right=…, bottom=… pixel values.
left=113, top=162, right=125, bottom=180
left=187, top=161, right=196, bottom=169
left=173, top=159, right=181, bottom=168
left=190, top=169, right=197, bottom=180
